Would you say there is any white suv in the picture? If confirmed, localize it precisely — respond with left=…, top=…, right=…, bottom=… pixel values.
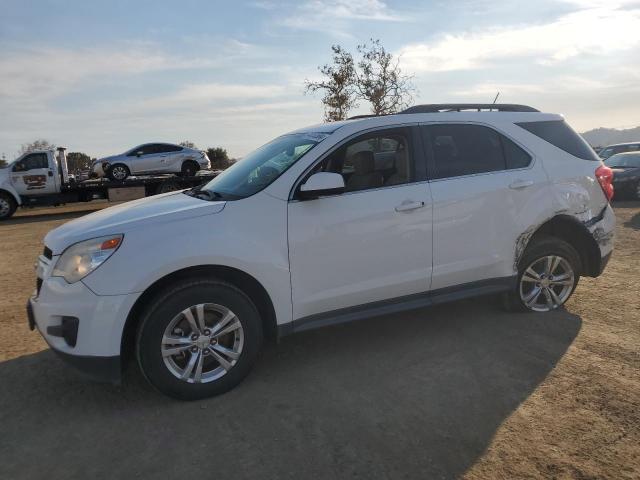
left=28, top=104, right=615, bottom=400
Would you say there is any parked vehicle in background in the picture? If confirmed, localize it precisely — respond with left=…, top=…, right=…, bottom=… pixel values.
left=28, top=104, right=615, bottom=400
left=598, top=141, right=640, bottom=160
left=92, top=143, right=210, bottom=180
left=0, top=148, right=217, bottom=220
left=605, top=151, right=640, bottom=199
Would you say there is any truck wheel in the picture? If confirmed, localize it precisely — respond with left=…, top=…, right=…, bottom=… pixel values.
left=0, top=192, right=17, bottom=220
left=136, top=279, right=263, bottom=400
left=180, top=161, right=199, bottom=177
left=108, top=164, right=130, bottom=181
left=504, top=236, right=581, bottom=312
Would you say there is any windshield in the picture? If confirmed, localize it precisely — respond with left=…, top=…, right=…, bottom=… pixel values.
left=199, top=133, right=328, bottom=199
left=604, top=153, right=640, bottom=168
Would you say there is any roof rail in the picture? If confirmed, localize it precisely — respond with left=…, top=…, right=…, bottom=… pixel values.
left=401, top=104, right=540, bottom=113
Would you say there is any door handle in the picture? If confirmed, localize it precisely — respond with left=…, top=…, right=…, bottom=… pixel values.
left=509, top=179, right=534, bottom=189
left=48, top=170, right=53, bottom=177
left=395, top=201, right=425, bottom=212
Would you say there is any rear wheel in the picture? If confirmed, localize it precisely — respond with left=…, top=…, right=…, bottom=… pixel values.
left=136, top=279, right=263, bottom=400
left=108, top=164, right=130, bottom=181
left=505, top=236, right=581, bottom=312
left=0, top=192, right=17, bottom=220
left=180, top=161, right=199, bottom=177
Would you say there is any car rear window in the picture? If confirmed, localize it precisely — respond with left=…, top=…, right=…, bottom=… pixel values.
left=516, top=120, right=599, bottom=161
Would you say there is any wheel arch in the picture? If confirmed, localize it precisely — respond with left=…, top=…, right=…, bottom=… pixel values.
left=0, top=186, right=21, bottom=205
left=120, top=264, right=278, bottom=365
left=522, top=214, right=602, bottom=277
left=181, top=159, right=200, bottom=172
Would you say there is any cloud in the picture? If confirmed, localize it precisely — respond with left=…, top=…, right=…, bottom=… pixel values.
left=0, top=45, right=212, bottom=101
left=139, top=83, right=290, bottom=110
left=398, top=4, right=640, bottom=72
left=280, top=0, right=406, bottom=36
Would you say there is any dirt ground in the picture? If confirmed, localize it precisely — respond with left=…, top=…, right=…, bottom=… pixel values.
left=0, top=201, right=638, bottom=479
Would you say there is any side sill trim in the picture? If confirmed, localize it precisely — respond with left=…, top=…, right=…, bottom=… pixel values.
left=278, top=276, right=517, bottom=337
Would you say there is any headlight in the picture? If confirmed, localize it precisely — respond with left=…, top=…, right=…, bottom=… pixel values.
left=52, top=235, right=123, bottom=283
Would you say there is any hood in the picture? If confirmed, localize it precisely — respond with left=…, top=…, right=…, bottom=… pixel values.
left=97, top=154, right=120, bottom=164
left=45, top=191, right=226, bottom=254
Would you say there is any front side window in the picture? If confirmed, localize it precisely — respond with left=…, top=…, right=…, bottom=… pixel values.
left=12, top=153, right=48, bottom=171
left=200, top=133, right=327, bottom=200
left=424, top=124, right=526, bottom=179
left=317, top=128, right=414, bottom=192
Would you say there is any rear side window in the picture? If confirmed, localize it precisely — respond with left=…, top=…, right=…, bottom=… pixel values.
left=503, top=136, right=532, bottom=169
left=157, top=144, right=182, bottom=153
left=516, top=120, right=599, bottom=161
left=423, top=124, right=531, bottom=179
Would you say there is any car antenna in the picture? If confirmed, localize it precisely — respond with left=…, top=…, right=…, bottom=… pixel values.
left=492, top=92, right=500, bottom=104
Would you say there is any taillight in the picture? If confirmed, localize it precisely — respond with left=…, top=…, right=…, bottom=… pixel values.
left=595, top=165, right=614, bottom=202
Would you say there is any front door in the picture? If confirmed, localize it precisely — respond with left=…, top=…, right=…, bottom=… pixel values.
left=287, top=126, right=433, bottom=321
left=131, top=144, right=162, bottom=174
left=10, top=152, right=58, bottom=196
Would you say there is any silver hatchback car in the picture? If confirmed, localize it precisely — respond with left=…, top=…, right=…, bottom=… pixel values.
left=93, top=143, right=210, bottom=180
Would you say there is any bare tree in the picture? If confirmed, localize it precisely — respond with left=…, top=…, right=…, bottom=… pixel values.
left=356, top=39, right=415, bottom=116
left=66, top=152, right=92, bottom=172
left=20, top=139, right=55, bottom=154
left=304, top=45, right=358, bottom=122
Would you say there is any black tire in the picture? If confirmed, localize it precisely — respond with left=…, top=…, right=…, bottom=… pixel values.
left=180, top=160, right=199, bottom=177
left=136, top=279, right=263, bottom=400
left=504, top=235, right=582, bottom=312
left=108, top=163, right=130, bottom=181
left=0, top=192, right=17, bottom=220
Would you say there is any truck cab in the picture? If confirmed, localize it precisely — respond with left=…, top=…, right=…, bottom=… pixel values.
left=2, top=150, right=63, bottom=198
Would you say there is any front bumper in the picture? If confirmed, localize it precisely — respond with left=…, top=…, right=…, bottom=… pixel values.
left=29, top=258, right=139, bottom=383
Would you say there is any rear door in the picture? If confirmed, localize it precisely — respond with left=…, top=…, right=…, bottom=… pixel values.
left=287, top=125, right=433, bottom=321
left=156, top=144, right=184, bottom=171
left=10, top=152, right=58, bottom=196
left=422, top=123, right=549, bottom=290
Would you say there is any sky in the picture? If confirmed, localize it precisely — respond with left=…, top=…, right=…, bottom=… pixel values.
left=0, top=0, right=639, bottom=160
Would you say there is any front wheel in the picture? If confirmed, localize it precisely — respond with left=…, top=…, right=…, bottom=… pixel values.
left=108, top=164, right=130, bottom=181
left=505, top=236, right=581, bottom=312
left=136, top=279, right=263, bottom=400
left=0, top=192, right=17, bottom=220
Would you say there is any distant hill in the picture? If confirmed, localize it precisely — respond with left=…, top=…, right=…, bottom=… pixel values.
left=581, top=126, right=640, bottom=148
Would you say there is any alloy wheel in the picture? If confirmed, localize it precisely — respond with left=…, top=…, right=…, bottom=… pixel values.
left=519, top=255, right=575, bottom=312
left=112, top=166, right=128, bottom=180
left=161, top=303, right=244, bottom=383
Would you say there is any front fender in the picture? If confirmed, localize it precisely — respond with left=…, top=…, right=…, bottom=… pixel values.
left=0, top=178, right=21, bottom=205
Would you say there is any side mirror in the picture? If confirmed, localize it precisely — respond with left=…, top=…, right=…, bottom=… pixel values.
left=298, top=172, right=345, bottom=200
left=136, top=151, right=143, bottom=157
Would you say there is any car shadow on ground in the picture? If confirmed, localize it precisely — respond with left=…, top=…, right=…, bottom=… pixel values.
left=0, top=297, right=581, bottom=479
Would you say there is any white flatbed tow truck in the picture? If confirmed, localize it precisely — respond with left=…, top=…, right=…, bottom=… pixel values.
left=0, top=148, right=218, bottom=220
